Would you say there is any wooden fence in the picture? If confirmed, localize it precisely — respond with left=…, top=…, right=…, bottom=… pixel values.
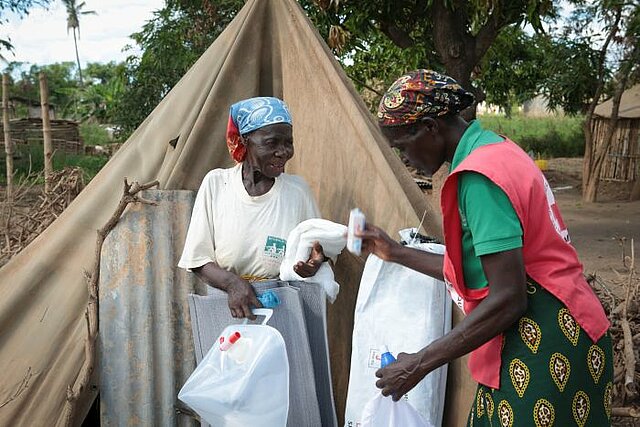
left=0, top=118, right=83, bottom=155
left=592, top=118, right=640, bottom=182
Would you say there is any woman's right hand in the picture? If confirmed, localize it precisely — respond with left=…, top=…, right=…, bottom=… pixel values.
left=357, top=223, right=402, bottom=261
left=226, top=277, right=262, bottom=320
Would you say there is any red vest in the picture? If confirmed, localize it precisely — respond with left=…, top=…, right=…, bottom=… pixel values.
left=441, top=139, right=609, bottom=389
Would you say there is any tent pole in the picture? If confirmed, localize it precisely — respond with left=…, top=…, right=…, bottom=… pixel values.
left=2, top=74, right=12, bottom=203
left=39, top=73, right=53, bottom=195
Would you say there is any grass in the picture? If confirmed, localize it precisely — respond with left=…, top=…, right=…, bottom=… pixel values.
left=478, top=114, right=585, bottom=158
left=79, top=122, right=114, bottom=146
left=0, top=143, right=109, bottom=185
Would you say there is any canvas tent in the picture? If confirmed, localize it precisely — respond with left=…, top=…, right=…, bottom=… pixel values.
left=0, top=0, right=476, bottom=425
left=592, top=84, right=640, bottom=182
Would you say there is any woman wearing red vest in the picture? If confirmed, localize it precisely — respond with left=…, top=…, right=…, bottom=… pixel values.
left=360, top=69, right=612, bottom=426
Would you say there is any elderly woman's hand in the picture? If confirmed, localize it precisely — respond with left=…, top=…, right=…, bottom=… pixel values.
left=358, top=223, right=402, bottom=261
left=227, top=277, right=262, bottom=320
left=294, top=241, right=326, bottom=278
left=375, top=351, right=430, bottom=401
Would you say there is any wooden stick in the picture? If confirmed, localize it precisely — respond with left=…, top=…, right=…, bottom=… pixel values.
left=611, top=406, right=640, bottom=417
left=62, top=178, right=159, bottom=426
left=3, top=73, right=13, bottom=203
left=621, top=238, right=637, bottom=400
left=39, top=73, right=53, bottom=195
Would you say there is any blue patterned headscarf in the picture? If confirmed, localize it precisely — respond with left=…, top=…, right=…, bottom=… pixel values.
left=226, top=97, right=292, bottom=162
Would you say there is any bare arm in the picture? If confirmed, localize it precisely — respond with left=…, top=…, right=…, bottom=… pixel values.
left=359, top=223, right=444, bottom=281
left=375, top=248, right=528, bottom=400
left=193, top=262, right=262, bottom=320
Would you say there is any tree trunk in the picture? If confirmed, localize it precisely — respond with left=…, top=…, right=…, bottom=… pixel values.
left=444, top=61, right=478, bottom=120
left=430, top=0, right=497, bottom=120
left=583, top=42, right=639, bottom=202
left=73, top=28, right=84, bottom=86
left=631, top=178, right=640, bottom=201
left=582, top=120, right=594, bottom=195
left=2, top=73, right=13, bottom=203
left=582, top=7, right=622, bottom=198
left=583, top=91, right=623, bottom=202
left=39, top=72, right=53, bottom=194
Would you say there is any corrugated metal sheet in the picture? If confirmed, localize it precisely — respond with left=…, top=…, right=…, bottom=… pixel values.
left=99, top=189, right=204, bottom=426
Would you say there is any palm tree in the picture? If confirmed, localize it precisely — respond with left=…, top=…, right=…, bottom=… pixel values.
left=62, top=0, right=96, bottom=86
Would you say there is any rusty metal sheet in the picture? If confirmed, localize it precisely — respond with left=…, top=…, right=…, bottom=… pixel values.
left=99, top=189, right=203, bottom=426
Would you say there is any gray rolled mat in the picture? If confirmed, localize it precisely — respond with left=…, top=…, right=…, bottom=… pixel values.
left=188, top=280, right=338, bottom=427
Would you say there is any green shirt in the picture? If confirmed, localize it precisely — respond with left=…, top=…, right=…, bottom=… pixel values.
left=449, top=121, right=523, bottom=289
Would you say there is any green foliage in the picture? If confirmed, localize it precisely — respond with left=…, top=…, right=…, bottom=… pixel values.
left=61, top=0, right=95, bottom=33
left=542, top=0, right=640, bottom=114
left=0, top=143, right=108, bottom=184
left=54, top=153, right=109, bottom=181
left=5, top=62, right=79, bottom=116
left=79, top=122, right=112, bottom=146
left=113, top=0, right=244, bottom=137
left=75, top=65, right=125, bottom=123
left=539, top=36, right=603, bottom=115
left=5, top=61, right=125, bottom=123
left=308, top=0, right=556, bottom=94
left=84, top=61, right=124, bottom=85
left=341, top=30, right=441, bottom=110
left=113, top=0, right=557, bottom=137
left=479, top=114, right=585, bottom=157
left=476, top=27, right=546, bottom=116
left=0, top=0, right=50, bottom=18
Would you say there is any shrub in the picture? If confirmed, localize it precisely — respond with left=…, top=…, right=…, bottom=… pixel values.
left=0, top=142, right=108, bottom=185
left=79, top=122, right=113, bottom=146
left=479, top=114, right=585, bottom=158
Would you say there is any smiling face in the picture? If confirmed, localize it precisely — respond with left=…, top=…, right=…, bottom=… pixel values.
left=242, top=123, right=294, bottom=178
left=380, top=119, right=447, bottom=176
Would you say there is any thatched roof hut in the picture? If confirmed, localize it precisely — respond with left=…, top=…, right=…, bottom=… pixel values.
left=592, top=84, right=640, bottom=182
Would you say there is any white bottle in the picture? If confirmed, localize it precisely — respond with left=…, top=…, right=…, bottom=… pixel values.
left=347, top=208, right=366, bottom=256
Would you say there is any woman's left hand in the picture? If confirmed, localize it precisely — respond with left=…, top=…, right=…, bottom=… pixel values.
left=293, top=241, right=326, bottom=278
left=375, top=351, right=429, bottom=401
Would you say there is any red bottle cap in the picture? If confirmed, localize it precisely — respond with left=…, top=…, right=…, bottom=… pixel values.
left=228, top=331, right=241, bottom=344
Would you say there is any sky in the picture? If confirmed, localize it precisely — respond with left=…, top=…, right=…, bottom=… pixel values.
left=3, top=0, right=164, bottom=68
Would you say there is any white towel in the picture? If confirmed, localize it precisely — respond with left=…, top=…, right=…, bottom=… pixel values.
left=279, top=219, right=347, bottom=303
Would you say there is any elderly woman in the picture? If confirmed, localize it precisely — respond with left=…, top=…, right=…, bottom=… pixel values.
left=179, top=96, right=326, bottom=319
left=361, top=70, right=613, bottom=426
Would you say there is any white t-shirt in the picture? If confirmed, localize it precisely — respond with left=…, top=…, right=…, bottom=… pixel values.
left=178, top=163, right=320, bottom=279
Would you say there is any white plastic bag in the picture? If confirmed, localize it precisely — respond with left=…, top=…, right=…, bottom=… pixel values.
left=361, top=395, right=432, bottom=427
left=345, top=237, right=451, bottom=427
left=178, top=309, right=289, bottom=427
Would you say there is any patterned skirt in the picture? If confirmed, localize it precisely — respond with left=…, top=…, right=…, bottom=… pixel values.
left=467, top=281, right=613, bottom=427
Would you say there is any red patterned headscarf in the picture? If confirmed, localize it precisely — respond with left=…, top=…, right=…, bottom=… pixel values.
left=377, top=69, right=475, bottom=127
left=225, top=97, right=292, bottom=163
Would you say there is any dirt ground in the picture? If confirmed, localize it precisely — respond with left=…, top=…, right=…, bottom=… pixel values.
left=545, top=158, right=639, bottom=295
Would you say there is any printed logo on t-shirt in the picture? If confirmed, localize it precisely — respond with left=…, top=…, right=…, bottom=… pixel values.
left=263, top=236, right=286, bottom=263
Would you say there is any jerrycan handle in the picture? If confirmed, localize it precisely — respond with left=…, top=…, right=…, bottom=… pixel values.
left=242, top=308, right=273, bottom=325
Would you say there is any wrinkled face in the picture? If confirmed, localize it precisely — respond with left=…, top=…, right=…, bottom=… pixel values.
left=243, top=123, right=294, bottom=177
left=381, top=121, right=446, bottom=176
